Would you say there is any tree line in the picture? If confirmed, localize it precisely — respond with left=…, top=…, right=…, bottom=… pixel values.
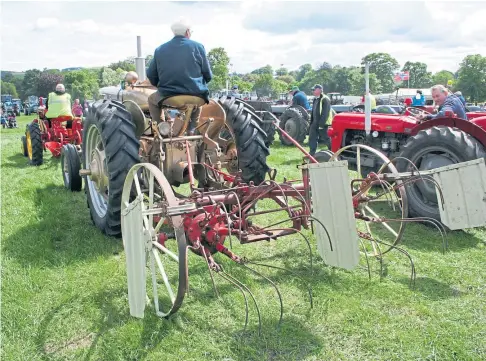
left=1, top=50, right=485, bottom=102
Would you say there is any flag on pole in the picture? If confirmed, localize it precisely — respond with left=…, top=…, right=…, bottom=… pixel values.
left=393, top=71, right=410, bottom=82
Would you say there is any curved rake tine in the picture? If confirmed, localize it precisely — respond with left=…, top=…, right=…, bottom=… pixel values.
left=239, top=263, right=284, bottom=330
left=359, top=239, right=372, bottom=281
left=193, top=245, right=219, bottom=298
left=360, top=211, right=384, bottom=279
left=226, top=191, right=242, bottom=246
left=374, top=238, right=416, bottom=288
left=263, top=215, right=333, bottom=252
left=384, top=217, right=447, bottom=253
left=263, top=228, right=313, bottom=276
left=217, top=272, right=249, bottom=332
left=221, top=269, right=262, bottom=336
left=244, top=261, right=313, bottom=309
left=408, top=217, right=448, bottom=252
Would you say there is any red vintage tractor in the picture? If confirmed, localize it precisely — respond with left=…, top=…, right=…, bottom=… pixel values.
left=320, top=108, right=486, bottom=221
left=21, top=99, right=83, bottom=190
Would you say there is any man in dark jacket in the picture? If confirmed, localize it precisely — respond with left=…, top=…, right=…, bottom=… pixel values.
left=147, top=19, right=212, bottom=129
left=289, top=86, right=311, bottom=110
left=309, top=84, right=332, bottom=156
left=421, top=84, right=467, bottom=121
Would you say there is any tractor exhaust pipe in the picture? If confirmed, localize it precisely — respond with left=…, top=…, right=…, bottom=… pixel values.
left=135, top=36, right=146, bottom=82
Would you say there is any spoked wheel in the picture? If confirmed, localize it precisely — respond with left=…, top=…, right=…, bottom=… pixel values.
left=121, top=163, right=190, bottom=318
left=330, top=144, right=408, bottom=256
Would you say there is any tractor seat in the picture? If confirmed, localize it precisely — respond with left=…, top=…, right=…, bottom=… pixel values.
left=160, top=95, right=206, bottom=110
left=53, top=115, right=73, bottom=122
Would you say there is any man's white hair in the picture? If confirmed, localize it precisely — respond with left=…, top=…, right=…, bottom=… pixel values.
left=171, top=18, right=191, bottom=36
left=454, top=91, right=462, bottom=96
left=55, top=84, right=65, bottom=92
left=431, top=84, right=449, bottom=94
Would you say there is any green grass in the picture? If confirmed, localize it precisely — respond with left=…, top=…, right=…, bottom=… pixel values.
left=1, top=115, right=486, bottom=361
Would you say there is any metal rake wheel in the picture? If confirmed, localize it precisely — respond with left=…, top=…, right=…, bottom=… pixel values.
left=330, top=144, right=408, bottom=256
left=121, top=163, right=190, bottom=318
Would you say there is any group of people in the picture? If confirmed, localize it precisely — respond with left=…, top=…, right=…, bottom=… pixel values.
left=38, top=19, right=477, bottom=158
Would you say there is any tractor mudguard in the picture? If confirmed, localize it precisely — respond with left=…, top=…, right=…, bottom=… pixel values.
left=411, top=117, right=486, bottom=149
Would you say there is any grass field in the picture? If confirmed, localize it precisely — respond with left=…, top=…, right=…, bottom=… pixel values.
left=1, top=114, right=486, bottom=361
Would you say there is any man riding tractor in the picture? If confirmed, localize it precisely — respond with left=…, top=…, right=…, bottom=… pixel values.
left=289, top=86, right=311, bottom=111
left=418, top=84, right=466, bottom=122
left=45, top=83, right=74, bottom=127
left=146, top=18, right=212, bottom=135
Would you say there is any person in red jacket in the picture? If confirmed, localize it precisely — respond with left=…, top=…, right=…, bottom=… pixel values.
left=404, top=97, right=412, bottom=107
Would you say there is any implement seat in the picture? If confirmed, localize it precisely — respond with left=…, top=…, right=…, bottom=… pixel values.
left=159, top=95, right=206, bottom=136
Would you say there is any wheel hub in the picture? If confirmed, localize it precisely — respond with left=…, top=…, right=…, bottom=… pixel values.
left=285, top=119, right=297, bottom=136
left=26, top=132, right=33, bottom=160
left=89, top=148, right=108, bottom=192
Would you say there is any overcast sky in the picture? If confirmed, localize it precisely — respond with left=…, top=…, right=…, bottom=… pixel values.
left=1, top=1, right=485, bottom=74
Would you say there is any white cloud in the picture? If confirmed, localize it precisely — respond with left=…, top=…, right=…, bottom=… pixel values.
left=33, top=17, right=60, bottom=30
left=1, top=1, right=485, bottom=76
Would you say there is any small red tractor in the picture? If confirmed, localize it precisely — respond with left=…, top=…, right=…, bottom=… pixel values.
left=319, top=107, right=486, bottom=221
left=21, top=99, right=83, bottom=190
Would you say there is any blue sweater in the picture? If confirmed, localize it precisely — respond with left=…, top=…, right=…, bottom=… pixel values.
left=411, top=94, right=425, bottom=106
left=427, top=94, right=467, bottom=120
left=146, top=36, right=213, bottom=102
left=292, top=91, right=311, bottom=110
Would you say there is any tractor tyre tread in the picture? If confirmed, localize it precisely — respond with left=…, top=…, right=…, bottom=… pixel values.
left=61, top=144, right=82, bottom=192
left=397, top=126, right=486, bottom=220
left=218, top=96, right=270, bottom=185
left=21, top=135, right=28, bottom=157
left=279, top=107, right=309, bottom=146
left=26, top=122, right=43, bottom=166
left=83, top=99, right=140, bottom=237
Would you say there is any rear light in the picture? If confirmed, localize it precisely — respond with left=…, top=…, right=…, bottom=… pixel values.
left=327, top=127, right=335, bottom=137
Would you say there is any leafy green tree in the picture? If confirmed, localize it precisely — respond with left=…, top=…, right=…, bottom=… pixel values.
left=37, top=72, right=64, bottom=97
left=21, top=69, right=41, bottom=97
left=108, top=57, right=136, bottom=72
left=401, top=61, right=433, bottom=88
left=347, top=67, right=381, bottom=95
left=275, top=67, right=288, bottom=76
left=207, top=47, right=230, bottom=92
left=361, top=53, right=399, bottom=93
left=296, top=64, right=312, bottom=81
left=456, top=54, right=486, bottom=102
left=64, top=69, right=99, bottom=101
left=276, top=75, right=295, bottom=85
left=100, top=67, right=126, bottom=87
left=251, top=65, right=273, bottom=75
left=0, top=81, right=18, bottom=98
left=431, top=70, right=455, bottom=87
left=1, top=71, right=14, bottom=83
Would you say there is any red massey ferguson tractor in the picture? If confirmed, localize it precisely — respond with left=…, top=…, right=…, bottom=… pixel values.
left=21, top=99, right=83, bottom=190
left=317, top=107, right=486, bottom=221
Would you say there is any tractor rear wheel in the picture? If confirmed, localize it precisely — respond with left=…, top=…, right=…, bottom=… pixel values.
left=259, top=111, right=277, bottom=146
left=397, top=126, right=486, bottom=221
left=61, top=144, right=82, bottom=192
left=26, top=122, right=43, bottom=166
left=83, top=99, right=140, bottom=237
left=279, top=106, right=309, bottom=146
left=21, top=135, right=28, bottom=157
left=218, top=96, right=270, bottom=185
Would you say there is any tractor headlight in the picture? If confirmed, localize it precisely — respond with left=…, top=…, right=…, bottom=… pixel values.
left=158, top=122, right=171, bottom=137
left=372, top=131, right=379, bottom=138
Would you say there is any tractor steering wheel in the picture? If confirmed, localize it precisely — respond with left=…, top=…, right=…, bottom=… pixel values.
left=405, top=107, right=433, bottom=118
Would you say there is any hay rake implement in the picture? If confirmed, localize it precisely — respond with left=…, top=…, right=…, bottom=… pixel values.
left=119, top=108, right=460, bottom=333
